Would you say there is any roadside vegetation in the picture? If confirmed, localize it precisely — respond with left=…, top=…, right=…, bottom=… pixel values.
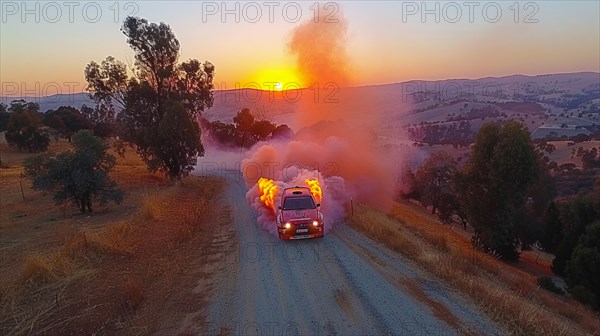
left=202, top=107, right=294, bottom=148
left=0, top=16, right=241, bottom=335
left=23, top=130, right=123, bottom=213
left=0, top=138, right=228, bottom=335
left=347, top=201, right=600, bottom=336
left=408, top=121, right=600, bottom=312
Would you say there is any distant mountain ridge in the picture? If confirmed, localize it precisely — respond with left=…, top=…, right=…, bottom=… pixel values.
left=1, top=72, right=598, bottom=120
left=0, top=92, right=94, bottom=112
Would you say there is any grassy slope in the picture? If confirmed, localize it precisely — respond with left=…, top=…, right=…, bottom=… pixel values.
left=347, top=201, right=600, bottom=336
left=0, top=140, right=230, bottom=335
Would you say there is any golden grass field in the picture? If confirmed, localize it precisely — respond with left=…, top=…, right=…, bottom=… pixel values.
left=2, top=138, right=599, bottom=335
left=0, top=139, right=229, bottom=335
left=347, top=201, right=600, bottom=336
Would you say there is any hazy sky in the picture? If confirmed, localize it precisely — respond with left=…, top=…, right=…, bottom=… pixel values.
left=1, top=1, right=599, bottom=96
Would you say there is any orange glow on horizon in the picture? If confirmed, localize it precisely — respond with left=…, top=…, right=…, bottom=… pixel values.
left=246, top=66, right=304, bottom=91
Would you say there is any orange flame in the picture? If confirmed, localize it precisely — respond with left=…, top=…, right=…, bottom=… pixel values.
left=258, top=177, right=279, bottom=210
left=306, top=179, right=322, bottom=203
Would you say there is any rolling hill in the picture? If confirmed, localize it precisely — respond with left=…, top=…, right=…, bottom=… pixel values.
left=2, top=72, right=598, bottom=141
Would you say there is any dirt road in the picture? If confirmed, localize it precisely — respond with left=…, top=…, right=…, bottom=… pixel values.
left=187, top=174, right=501, bottom=336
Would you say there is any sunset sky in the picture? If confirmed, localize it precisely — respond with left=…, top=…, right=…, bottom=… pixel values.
left=1, top=1, right=599, bottom=96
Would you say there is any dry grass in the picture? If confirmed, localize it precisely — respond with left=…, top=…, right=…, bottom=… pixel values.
left=1, top=139, right=228, bottom=335
left=101, top=220, right=134, bottom=253
left=123, top=276, right=144, bottom=309
left=19, top=255, right=59, bottom=285
left=15, top=220, right=135, bottom=294
left=347, top=202, right=600, bottom=336
left=61, top=221, right=134, bottom=262
left=390, top=202, right=501, bottom=276
left=347, top=204, right=421, bottom=258
left=52, top=178, right=219, bottom=272
left=1, top=176, right=227, bottom=335
left=140, top=193, right=163, bottom=221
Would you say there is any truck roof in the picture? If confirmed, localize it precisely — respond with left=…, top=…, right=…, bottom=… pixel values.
left=282, top=186, right=311, bottom=198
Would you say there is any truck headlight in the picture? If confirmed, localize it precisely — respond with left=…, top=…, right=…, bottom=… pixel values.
left=285, top=223, right=291, bottom=229
left=312, top=221, right=319, bottom=226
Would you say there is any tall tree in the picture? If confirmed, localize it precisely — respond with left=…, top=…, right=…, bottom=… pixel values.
left=205, top=108, right=281, bottom=148
left=153, top=100, right=204, bottom=177
left=565, top=220, right=600, bottom=309
left=234, top=108, right=254, bottom=147
left=81, top=104, right=115, bottom=137
left=520, top=155, right=555, bottom=248
left=271, top=124, right=294, bottom=139
left=542, top=201, right=563, bottom=253
left=84, top=56, right=128, bottom=111
left=415, top=151, right=457, bottom=215
left=121, top=17, right=179, bottom=111
left=85, top=16, right=214, bottom=179
left=24, top=130, right=123, bottom=213
left=251, top=119, right=277, bottom=142
left=43, top=106, right=92, bottom=141
left=5, top=100, right=49, bottom=152
left=437, top=176, right=469, bottom=230
left=0, top=103, right=10, bottom=132
left=551, top=193, right=599, bottom=275
left=459, top=122, right=540, bottom=260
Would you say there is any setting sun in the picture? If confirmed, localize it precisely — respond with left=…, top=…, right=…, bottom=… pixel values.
left=247, top=66, right=303, bottom=91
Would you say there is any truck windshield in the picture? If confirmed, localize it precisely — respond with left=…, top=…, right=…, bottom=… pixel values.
left=283, top=196, right=316, bottom=210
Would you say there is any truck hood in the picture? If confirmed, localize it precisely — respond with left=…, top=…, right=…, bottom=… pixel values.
left=281, top=208, right=318, bottom=222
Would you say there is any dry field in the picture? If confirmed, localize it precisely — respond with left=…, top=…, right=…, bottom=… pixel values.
left=2, top=138, right=599, bottom=335
left=0, top=139, right=230, bottom=335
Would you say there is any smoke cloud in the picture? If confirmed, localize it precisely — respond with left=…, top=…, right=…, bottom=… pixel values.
left=288, top=3, right=363, bottom=129
left=288, top=4, right=351, bottom=87
left=234, top=3, right=409, bottom=237
left=246, top=168, right=346, bottom=235
left=243, top=120, right=396, bottom=235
